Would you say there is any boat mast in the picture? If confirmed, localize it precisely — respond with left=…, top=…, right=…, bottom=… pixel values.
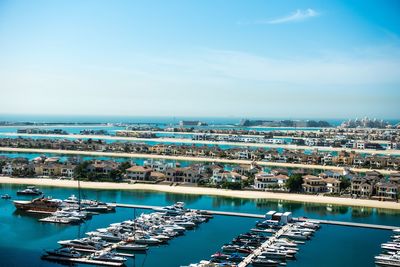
left=78, top=179, right=81, bottom=211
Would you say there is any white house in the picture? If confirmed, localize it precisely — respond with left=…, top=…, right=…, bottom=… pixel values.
left=254, top=172, right=289, bottom=189
left=1, top=163, right=13, bottom=176
left=143, top=159, right=175, bottom=173
left=211, top=170, right=245, bottom=184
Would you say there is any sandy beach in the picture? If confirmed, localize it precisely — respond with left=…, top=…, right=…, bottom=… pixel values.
left=1, top=132, right=398, bottom=155
left=0, top=147, right=398, bottom=175
left=1, top=176, right=400, bottom=210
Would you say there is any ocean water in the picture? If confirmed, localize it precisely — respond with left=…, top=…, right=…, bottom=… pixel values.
left=0, top=114, right=347, bottom=125
left=0, top=183, right=398, bottom=267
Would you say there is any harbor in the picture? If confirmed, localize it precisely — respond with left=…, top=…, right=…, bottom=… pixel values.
left=0, top=183, right=398, bottom=266
left=185, top=211, right=321, bottom=266
left=41, top=202, right=213, bottom=266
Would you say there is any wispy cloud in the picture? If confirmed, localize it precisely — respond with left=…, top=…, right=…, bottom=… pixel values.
left=254, top=9, right=320, bottom=25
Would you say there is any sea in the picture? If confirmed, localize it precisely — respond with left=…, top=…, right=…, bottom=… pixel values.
left=0, top=184, right=397, bottom=267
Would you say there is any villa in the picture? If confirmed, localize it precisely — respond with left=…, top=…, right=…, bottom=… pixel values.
left=126, top=166, right=152, bottom=181
left=254, top=172, right=288, bottom=190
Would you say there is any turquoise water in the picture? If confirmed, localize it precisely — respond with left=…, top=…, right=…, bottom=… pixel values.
left=0, top=183, right=398, bottom=266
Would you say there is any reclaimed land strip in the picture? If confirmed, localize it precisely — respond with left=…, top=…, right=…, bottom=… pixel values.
left=0, top=147, right=398, bottom=175
left=2, top=177, right=400, bottom=210
left=1, top=132, right=398, bottom=155
left=116, top=130, right=393, bottom=144
left=115, top=203, right=398, bottom=230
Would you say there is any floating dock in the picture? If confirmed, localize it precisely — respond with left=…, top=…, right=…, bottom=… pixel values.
left=114, top=203, right=398, bottom=230
left=238, top=225, right=290, bottom=267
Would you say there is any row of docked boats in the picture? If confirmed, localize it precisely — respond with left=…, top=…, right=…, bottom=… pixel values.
left=183, top=211, right=320, bottom=267
left=250, top=221, right=319, bottom=267
left=42, top=202, right=212, bottom=266
left=375, top=229, right=400, bottom=266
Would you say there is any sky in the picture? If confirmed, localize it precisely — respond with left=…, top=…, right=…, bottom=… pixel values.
left=0, top=0, right=399, bottom=119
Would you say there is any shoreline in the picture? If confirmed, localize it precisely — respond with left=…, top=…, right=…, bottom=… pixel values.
left=0, top=147, right=398, bottom=175
left=1, top=177, right=400, bottom=210
left=1, top=132, right=398, bottom=155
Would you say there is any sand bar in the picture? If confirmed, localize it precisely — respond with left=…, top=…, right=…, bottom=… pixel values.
left=1, top=177, right=400, bottom=210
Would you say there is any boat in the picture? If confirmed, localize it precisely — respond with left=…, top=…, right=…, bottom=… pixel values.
left=259, top=251, right=288, bottom=260
left=211, top=252, right=230, bottom=261
left=82, top=202, right=115, bottom=212
left=382, top=243, right=400, bottom=252
left=281, top=232, right=309, bottom=241
left=16, top=186, right=42, bottom=195
left=44, top=247, right=81, bottom=258
left=58, top=237, right=108, bottom=250
left=63, top=194, right=79, bottom=204
left=117, top=243, right=149, bottom=251
left=134, top=235, right=161, bottom=245
left=39, top=215, right=81, bottom=224
left=86, top=231, right=124, bottom=242
left=252, top=258, right=280, bottom=267
left=1, top=194, right=11, bottom=199
left=375, top=253, right=400, bottom=266
left=52, top=209, right=89, bottom=220
left=14, top=197, right=61, bottom=212
left=91, top=251, right=127, bottom=263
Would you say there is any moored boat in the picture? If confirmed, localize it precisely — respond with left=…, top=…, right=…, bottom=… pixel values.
left=14, top=197, right=61, bottom=212
left=17, top=186, right=42, bottom=195
left=44, top=247, right=81, bottom=258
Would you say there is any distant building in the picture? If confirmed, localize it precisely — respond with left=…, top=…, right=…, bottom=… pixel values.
left=179, top=120, right=208, bottom=127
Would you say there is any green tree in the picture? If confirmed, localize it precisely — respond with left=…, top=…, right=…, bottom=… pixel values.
left=221, top=181, right=242, bottom=190
left=109, top=169, right=122, bottom=181
left=340, top=177, right=351, bottom=191
left=74, top=161, right=90, bottom=179
left=119, top=161, right=131, bottom=173
left=286, top=174, right=304, bottom=192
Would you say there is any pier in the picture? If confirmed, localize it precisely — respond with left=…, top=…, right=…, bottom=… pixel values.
left=114, top=203, right=399, bottom=230
left=237, top=225, right=290, bottom=267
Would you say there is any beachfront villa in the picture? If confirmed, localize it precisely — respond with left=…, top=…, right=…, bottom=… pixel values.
left=165, top=166, right=201, bottom=183
left=300, top=174, right=341, bottom=194
left=143, top=159, right=175, bottom=172
left=210, top=170, right=246, bottom=184
left=86, top=160, right=120, bottom=175
left=254, top=172, right=289, bottom=189
left=351, top=177, right=375, bottom=198
left=126, top=166, right=152, bottom=181
left=375, top=182, right=398, bottom=200
left=302, top=175, right=330, bottom=193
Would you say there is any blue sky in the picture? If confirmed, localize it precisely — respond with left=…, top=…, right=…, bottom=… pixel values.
left=0, top=0, right=399, bottom=119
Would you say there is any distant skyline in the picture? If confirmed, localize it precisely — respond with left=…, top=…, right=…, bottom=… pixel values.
left=0, top=0, right=399, bottom=118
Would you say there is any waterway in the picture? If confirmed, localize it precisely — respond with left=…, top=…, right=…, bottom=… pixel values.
left=0, top=183, right=397, bottom=267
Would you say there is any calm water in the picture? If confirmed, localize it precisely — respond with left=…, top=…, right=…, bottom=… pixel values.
left=0, top=183, right=398, bottom=267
